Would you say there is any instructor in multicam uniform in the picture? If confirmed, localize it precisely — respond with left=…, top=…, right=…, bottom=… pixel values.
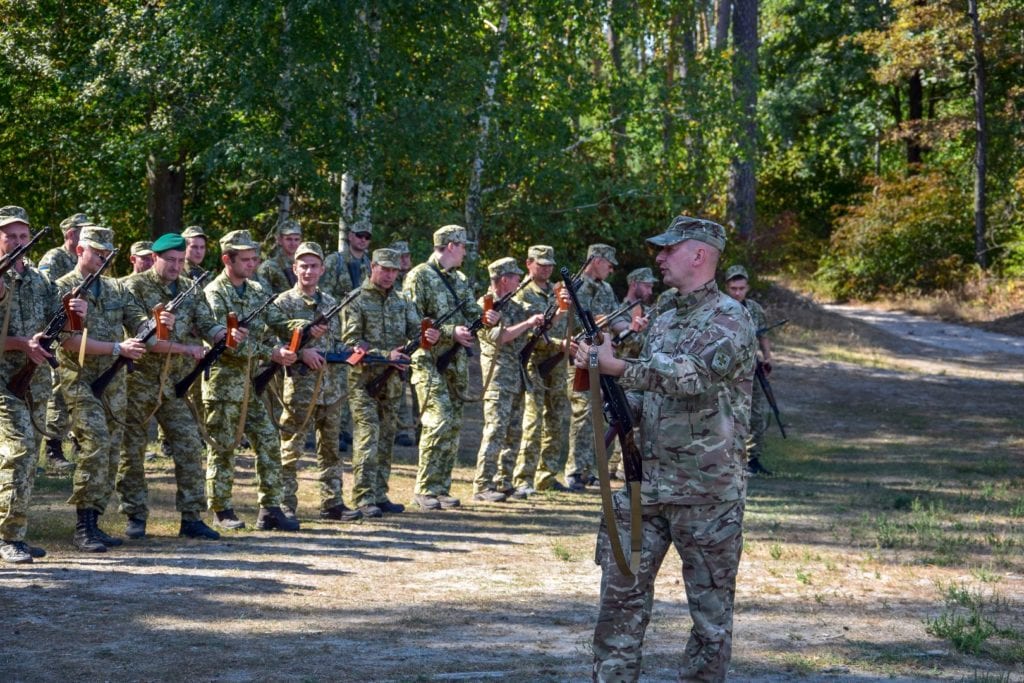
left=576, top=216, right=756, bottom=683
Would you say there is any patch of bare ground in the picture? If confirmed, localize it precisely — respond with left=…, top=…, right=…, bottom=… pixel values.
left=5, top=285, right=1023, bottom=682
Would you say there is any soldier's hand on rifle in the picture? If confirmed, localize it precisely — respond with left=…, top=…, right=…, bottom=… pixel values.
left=119, top=338, right=147, bottom=360
left=230, top=326, right=249, bottom=346
left=482, top=309, right=501, bottom=327
left=66, top=297, right=88, bottom=321
left=157, top=309, right=176, bottom=330
left=25, top=332, right=54, bottom=365
left=528, top=313, right=545, bottom=328
left=630, top=314, right=650, bottom=334
left=423, top=327, right=441, bottom=346
left=307, top=322, right=329, bottom=340
left=301, top=348, right=325, bottom=370
left=182, top=344, right=205, bottom=361
left=272, top=345, right=298, bottom=367
left=388, top=347, right=411, bottom=369
left=575, top=335, right=619, bottom=374
left=453, top=325, right=474, bottom=348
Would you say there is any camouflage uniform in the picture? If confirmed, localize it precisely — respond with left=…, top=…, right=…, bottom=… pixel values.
left=38, top=246, right=79, bottom=446
left=37, top=246, right=77, bottom=283
left=742, top=298, right=769, bottom=462
left=256, top=251, right=297, bottom=294
left=56, top=268, right=148, bottom=513
left=117, top=268, right=224, bottom=522
left=321, top=248, right=370, bottom=440
left=203, top=272, right=286, bottom=511
left=591, top=219, right=756, bottom=683
left=267, top=284, right=347, bottom=513
left=341, top=273, right=420, bottom=507
left=513, top=277, right=569, bottom=491
left=566, top=273, right=623, bottom=484
left=405, top=251, right=482, bottom=497
left=0, top=263, right=60, bottom=543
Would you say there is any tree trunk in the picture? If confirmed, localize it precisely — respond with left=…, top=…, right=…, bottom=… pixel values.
left=606, top=0, right=628, bottom=170
left=968, top=0, right=988, bottom=268
left=906, top=69, right=923, bottom=167
left=716, top=0, right=731, bottom=50
left=146, top=152, right=185, bottom=238
left=277, top=5, right=294, bottom=229
left=727, top=0, right=758, bottom=239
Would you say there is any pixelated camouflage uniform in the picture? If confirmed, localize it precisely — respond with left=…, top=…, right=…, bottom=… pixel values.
left=341, top=278, right=420, bottom=507
left=267, top=285, right=348, bottom=513
left=405, top=252, right=482, bottom=497
left=203, top=273, right=286, bottom=511
left=38, top=246, right=78, bottom=445
left=117, top=268, right=224, bottom=522
left=592, top=280, right=755, bottom=683
left=0, top=265, right=59, bottom=542
left=256, top=251, right=297, bottom=294
left=56, top=268, right=148, bottom=513
left=742, top=298, right=770, bottom=462
left=566, top=274, right=624, bottom=483
left=473, top=294, right=531, bottom=494
left=321, top=249, right=370, bottom=437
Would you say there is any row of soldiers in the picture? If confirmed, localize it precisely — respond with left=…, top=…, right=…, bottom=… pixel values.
left=0, top=206, right=776, bottom=564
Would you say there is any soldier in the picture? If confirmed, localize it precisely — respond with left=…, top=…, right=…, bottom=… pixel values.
left=0, top=206, right=86, bottom=563
left=56, top=226, right=152, bottom=552
left=472, top=258, right=544, bottom=503
left=724, top=265, right=776, bottom=476
left=342, top=247, right=423, bottom=516
left=511, top=245, right=572, bottom=495
left=389, top=239, right=417, bottom=448
left=39, top=212, right=90, bottom=473
left=565, top=244, right=629, bottom=491
left=577, top=216, right=755, bottom=683
left=405, top=225, right=494, bottom=511
left=203, top=230, right=300, bottom=532
left=182, top=225, right=208, bottom=279
left=268, top=241, right=362, bottom=523
left=257, top=219, right=302, bottom=294
left=127, top=241, right=154, bottom=275
left=116, top=233, right=225, bottom=540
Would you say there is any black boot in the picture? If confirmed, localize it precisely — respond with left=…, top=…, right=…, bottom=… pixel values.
left=746, top=457, right=773, bottom=476
left=92, top=514, right=123, bottom=547
left=73, top=508, right=107, bottom=553
left=125, top=516, right=147, bottom=539
left=179, top=518, right=221, bottom=540
left=46, top=438, right=75, bottom=474
left=256, top=506, right=300, bottom=531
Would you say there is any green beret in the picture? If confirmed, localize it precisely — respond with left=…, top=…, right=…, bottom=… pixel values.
left=151, top=233, right=186, bottom=254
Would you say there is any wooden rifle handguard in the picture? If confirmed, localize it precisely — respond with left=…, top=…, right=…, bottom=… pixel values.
left=63, top=293, right=82, bottom=332
left=288, top=327, right=302, bottom=353
left=555, top=282, right=570, bottom=312
left=420, top=318, right=435, bottom=350
left=225, top=312, right=239, bottom=349
left=153, top=303, right=168, bottom=341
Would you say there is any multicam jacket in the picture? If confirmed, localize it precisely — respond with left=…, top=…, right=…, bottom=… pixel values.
left=477, top=292, right=531, bottom=395
left=37, top=247, right=77, bottom=283
left=267, top=285, right=345, bottom=406
left=620, top=280, right=756, bottom=506
left=0, top=265, right=60, bottom=381
left=341, top=278, right=420, bottom=399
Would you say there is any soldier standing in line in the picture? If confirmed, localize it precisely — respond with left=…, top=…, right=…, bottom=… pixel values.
left=389, top=239, right=417, bottom=448
left=404, top=225, right=495, bottom=511
left=577, top=216, right=755, bottom=683
left=56, top=226, right=153, bottom=552
left=257, top=219, right=302, bottom=294
left=126, top=241, right=154, bottom=275
left=0, top=206, right=87, bottom=563
left=511, top=245, right=572, bottom=495
left=116, top=233, right=226, bottom=540
left=203, top=230, right=300, bottom=532
left=471, top=257, right=544, bottom=503
left=342, top=248, right=423, bottom=517
left=39, top=212, right=91, bottom=474
left=724, top=264, right=776, bottom=476
left=182, top=225, right=208, bottom=279
left=565, top=243, right=629, bottom=492
left=268, top=241, right=362, bottom=523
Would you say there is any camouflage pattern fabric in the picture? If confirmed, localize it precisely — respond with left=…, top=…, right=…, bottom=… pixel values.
left=56, top=269, right=148, bottom=511
left=591, top=279, right=755, bottom=682
left=116, top=269, right=224, bottom=521
left=37, top=246, right=77, bottom=283
left=743, top=298, right=769, bottom=461
left=405, top=252, right=482, bottom=496
left=321, top=249, right=370, bottom=302
left=473, top=295, right=530, bottom=493
left=256, top=251, right=296, bottom=294
left=342, top=277, right=421, bottom=506
left=566, top=274, right=623, bottom=482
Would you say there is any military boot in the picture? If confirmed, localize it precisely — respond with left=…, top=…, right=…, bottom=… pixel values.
left=45, top=438, right=75, bottom=474
left=72, top=508, right=108, bottom=553
left=179, top=518, right=221, bottom=540
left=214, top=509, right=246, bottom=530
left=746, top=457, right=773, bottom=476
left=93, top=515, right=124, bottom=547
left=256, top=506, right=300, bottom=532
left=125, top=516, right=147, bottom=539
left=0, top=540, right=34, bottom=564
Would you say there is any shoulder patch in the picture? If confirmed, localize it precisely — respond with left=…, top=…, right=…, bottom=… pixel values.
left=711, top=347, right=732, bottom=375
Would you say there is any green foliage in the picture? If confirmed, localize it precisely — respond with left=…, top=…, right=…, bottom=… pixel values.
left=817, top=172, right=974, bottom=299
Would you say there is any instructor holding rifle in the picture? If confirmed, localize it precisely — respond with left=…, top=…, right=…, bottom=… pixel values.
left=575, top=216, right=756, bottom=683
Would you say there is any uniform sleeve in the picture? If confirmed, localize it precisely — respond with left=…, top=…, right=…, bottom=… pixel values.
left=192, top=292, right=225, bottom=345
left=118, top=280, right=151, bottom=336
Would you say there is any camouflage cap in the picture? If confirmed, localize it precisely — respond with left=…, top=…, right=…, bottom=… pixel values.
left=277, top=219, right=302, bottom=236
left=79, top=225, right=115, bottom=252
left=646, top=215, right=726, bottom=251
left=0, top=206, right=30, bottom=229
left=294, top=241, right=325, bottom=262
left=60, top=213, right=90, bottom=232
left=527, top=245, right=555, bottom=266
left=724, top=264, right=749, bottom=282
left=130, top=241, right=154, bottom=257
left=627, top=267, right=657, bottom=284
left=347, top=222, right=373, bottom=236
left=181, top=225, right=207, bottom=240
left=488, top=256, right=524, bottom=279
left=219, top=229, right=259, bottom=253
left=389, top=240, right=410, bottom=255
left=372, top=248, right=401, bottom=269
left=151, top=233, right=186, bottom=253
left=587, top=243, right=618, bottom=266
left=433, top=224, right=475, bottom=247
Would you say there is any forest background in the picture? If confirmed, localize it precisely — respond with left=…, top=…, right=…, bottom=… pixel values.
left=2, top=0, right=1023, bottom=300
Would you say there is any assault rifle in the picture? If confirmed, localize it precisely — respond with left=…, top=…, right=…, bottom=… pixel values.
left=435, top=277, right=531, bottom=372
left=0, top=226, right=50, bottom=279
left=287, top=346, right=411, bottom=377
left=252, top=287, right=361, bottom=395
left=5, top=250, right=118, bottom=400
left=561, top=265, right=642, bottom=576
left=365, top=297, right=469, bottom=399
left=529, top=257, right=592, bottom=377
left=90, top=270, right=211, bottom=398
left=755, top=318, right=789, bottom=438
left=172, top=293, right=279, bottom=398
